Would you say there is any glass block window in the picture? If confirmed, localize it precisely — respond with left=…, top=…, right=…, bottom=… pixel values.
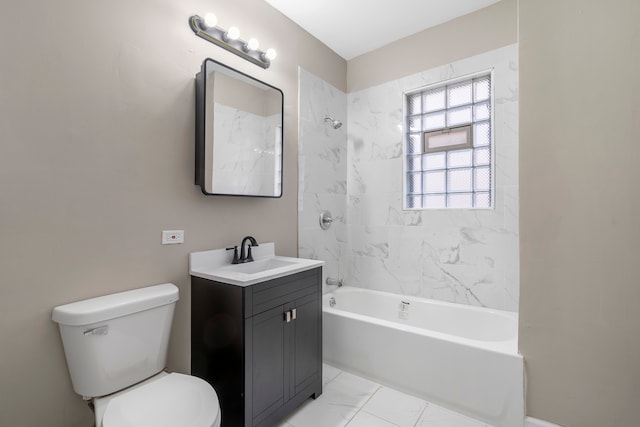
left=404, top=74, right=493, bottom=209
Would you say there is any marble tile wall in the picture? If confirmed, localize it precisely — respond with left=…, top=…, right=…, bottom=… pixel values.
left=346, top=44, right=519, bottom=311
left=213, top=103, right=280, bottom=194
left=298, top=44, right=518, bottom=311
left=298, top=68, right=348, bottom=290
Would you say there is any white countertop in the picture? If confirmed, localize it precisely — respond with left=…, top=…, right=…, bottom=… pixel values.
left=189, top=242, right=324, bottom=286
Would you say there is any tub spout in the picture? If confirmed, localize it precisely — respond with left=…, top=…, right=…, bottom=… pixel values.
left=326, top=277, right=343, bottom=287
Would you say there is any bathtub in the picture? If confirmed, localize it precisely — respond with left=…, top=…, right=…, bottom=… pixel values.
left=322, top=287, right=524, bottom=427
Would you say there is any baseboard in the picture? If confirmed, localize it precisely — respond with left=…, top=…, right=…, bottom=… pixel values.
left=526, top=416, right=563, bottom=427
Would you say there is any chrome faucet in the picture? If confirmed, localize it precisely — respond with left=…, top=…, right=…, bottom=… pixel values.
left=238, top=236, right=259, bottom=263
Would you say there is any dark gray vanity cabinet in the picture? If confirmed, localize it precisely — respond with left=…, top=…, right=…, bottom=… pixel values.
left=191, top=267, right=322, bottom=427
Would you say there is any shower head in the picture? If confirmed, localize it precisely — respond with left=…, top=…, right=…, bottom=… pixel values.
left=324, top=116, right=343, bottom=129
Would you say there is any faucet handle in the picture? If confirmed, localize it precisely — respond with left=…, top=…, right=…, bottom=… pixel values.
left=226, top=246, right=239, bottom=264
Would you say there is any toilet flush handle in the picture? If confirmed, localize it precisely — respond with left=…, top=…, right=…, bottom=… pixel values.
left=83, top=325, right=109, bottom=336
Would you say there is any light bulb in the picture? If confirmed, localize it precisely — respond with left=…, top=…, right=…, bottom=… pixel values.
left=226, top=26, right=240, bottom=41
left=246, top=38, right=260, bottom=51
left=203, top=13, right=218, bottom=29
left=264, top=48, right=277, bottom=61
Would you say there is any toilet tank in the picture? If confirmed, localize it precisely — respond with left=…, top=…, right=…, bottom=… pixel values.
left=52, top=283, right=179, bottom=398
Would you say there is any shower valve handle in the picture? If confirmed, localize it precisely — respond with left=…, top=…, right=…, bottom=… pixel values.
left=319, top=210, right=341, bottom=230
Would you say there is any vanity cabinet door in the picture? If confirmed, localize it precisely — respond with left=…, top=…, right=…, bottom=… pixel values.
left=250, top=292, right=321, bottom=427
left=291, top=293, right=321, bottom=396
left=250, top=303, right=289, bottom=426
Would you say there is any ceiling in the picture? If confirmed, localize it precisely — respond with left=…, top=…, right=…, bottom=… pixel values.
left=264, top=0, right=501, bottom=60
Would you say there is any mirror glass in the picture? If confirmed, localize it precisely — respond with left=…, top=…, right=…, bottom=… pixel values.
left=195, top=58, right=283, bottom=197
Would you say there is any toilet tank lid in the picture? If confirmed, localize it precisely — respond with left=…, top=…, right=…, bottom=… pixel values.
left=52, top=283, right=179, bottom=326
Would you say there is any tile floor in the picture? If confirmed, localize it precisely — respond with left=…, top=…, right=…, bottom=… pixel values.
left=278, top=364, right=493, bottom=427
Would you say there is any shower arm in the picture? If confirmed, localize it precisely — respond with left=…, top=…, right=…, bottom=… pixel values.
left=324, top=116, right=343, bottom=129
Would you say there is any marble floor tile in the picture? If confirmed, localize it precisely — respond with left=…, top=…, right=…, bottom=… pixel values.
left=281, top=371, right=379, bottom=427
left=416, top=402, right=489, bottom=427
left=362, top=386, right=428, bottom=427
left=346, top=410, right=399, bottom=427
left=279, top=364, right=493, bottom=427
left=323, top=362, right=343, bottom=387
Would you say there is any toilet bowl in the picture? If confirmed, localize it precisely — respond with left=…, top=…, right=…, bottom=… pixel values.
left=52, top=283, right=220, bottom=427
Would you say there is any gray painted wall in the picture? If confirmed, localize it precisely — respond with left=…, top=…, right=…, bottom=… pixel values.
left=519, top=1, right=640, bottom=426
left=0, top=0, right=344, bottom=425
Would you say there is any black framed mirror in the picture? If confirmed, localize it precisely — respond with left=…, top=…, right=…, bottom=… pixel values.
left=195, top=58, right=283, bottom=197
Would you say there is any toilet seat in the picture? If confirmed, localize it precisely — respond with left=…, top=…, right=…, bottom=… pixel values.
left=101, top=373, right=220, bottom=427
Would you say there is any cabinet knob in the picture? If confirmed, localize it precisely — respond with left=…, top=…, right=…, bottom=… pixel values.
left=291, top=308, right=297, bottom=320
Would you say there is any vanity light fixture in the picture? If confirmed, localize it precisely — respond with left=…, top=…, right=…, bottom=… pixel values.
left=264, top=48, right=277, bottom=61
left=225, top=26, right=240, bottom=41
left=245, top=38, right=259, bottom=52
left=189, top=13, right=277, bottom=69
left=203, top=13, right=218, bottom=28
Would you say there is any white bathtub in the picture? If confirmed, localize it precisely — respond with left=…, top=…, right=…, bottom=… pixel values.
left=323, top=287, right=524, bottom=427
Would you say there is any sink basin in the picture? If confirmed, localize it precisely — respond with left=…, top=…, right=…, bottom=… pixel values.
left=219, top=258, right=297, bottom=274
left=189, top=242, right=324, bottom=286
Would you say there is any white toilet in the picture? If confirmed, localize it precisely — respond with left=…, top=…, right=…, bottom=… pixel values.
left=52, top=283, right=221, bottom=427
